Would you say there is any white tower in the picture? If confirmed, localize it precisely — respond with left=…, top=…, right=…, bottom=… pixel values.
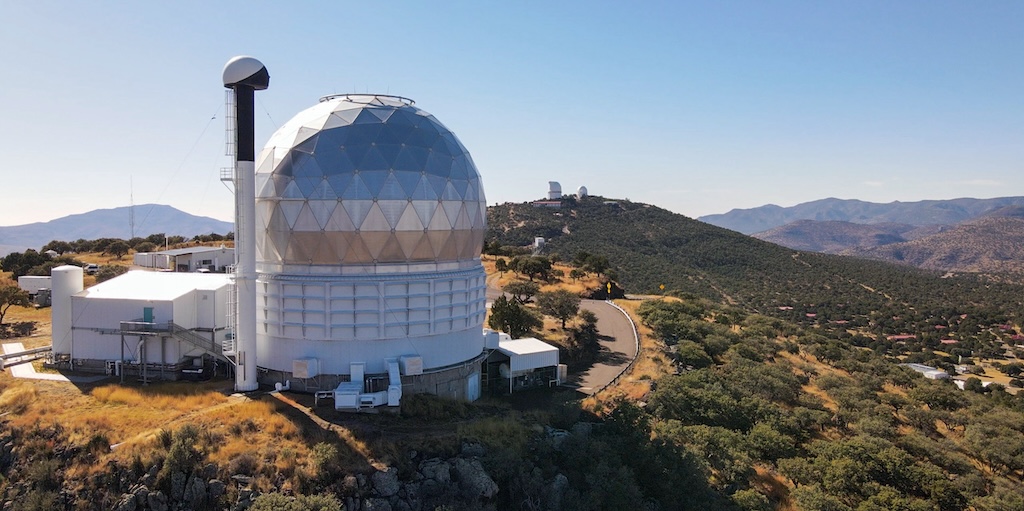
left=223, top=56, right=270, bottom=392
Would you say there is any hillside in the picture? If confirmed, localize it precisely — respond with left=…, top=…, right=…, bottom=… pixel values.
left=699, top=196, right=1024, bottom=234
left=849, top=214, right=1024, bottom=274
left=487, top=196, right=1024, bottom=330
left=752, top=220, right=920, bottom=253
left=0, top=205, right=232, bottom=255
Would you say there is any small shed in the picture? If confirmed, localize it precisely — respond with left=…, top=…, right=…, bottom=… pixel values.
left=484, top=337, right=560, bottom=394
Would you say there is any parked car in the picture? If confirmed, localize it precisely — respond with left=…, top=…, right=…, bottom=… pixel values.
left=84, top=264, right=99, bottom=275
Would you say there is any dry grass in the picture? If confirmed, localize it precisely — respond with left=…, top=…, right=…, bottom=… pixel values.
left=481, top=256, right=604, bottom=296
left=0, top=383, right=37, bottom=414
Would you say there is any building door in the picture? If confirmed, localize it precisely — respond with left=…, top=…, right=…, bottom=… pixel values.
left=143, top=307, right=154, bottom=323
left=467, top=372, right=481, bottom=401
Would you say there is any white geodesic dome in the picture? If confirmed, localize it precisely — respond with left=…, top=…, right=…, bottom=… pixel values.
left=254, top=94, right=487, bottom=269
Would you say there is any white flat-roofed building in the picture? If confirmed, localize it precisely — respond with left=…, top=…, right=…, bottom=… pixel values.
left=901, top=362, right=950, bottom=380
left=134, top=246, right=234, bottom=272
left=59, top=271, right=232, bottom=378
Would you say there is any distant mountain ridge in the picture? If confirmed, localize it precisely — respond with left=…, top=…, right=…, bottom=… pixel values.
left=699, top=196, right=1024, bottom=234
left=0, top=204, right=232, bottom=255
left=845, top=211, right=1024, bottom=274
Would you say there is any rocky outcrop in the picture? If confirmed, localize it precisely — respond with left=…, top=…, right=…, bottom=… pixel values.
left=104, top=451, right=503, bottom=511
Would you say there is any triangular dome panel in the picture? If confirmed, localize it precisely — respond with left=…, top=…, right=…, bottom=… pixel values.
left=360, top=202, right=392, bottom=232
left=395, top=231, right=425, bottom=260
left=292, top=129, right=320, bottom=152
left=411, top=176, right=439, bottom=200
left=378, top=174, right=404, bottom=200
left=340, top=175, right=372, bottom=200
left=395, top=204, right=425, bottom=231
left=412, top=200, right=438, bottom=228
left=377, top=233, right=405, bottom=262
left=409, top=234, right=436, bottom=261
left=325, top=203, right=356, bottom=232
left=324, top=231, right=348, bottom=262
left=308, top=199, right=337, bottom=229
left=427, top=203, right=452, bottom=231
left=394, top=171, right=422, bottom=196
left=341, top=231, right=373, bottom=264
left=281, top=180, right=305, bottom=199
left=442, top=200, right=463, bottom=227
left=360, top=169, right=389, bottom=196
left=280, top=201, right=305, bottom=229
left=341, top=198, right=373, bottom=227
left=310, top=178, right=335, bottom=200
left=360, top=231, right=391, bottom=260
left=377, top=199, right=407, bottom=229
left=310, top=235, right=339, bottom=263
left=326, top=109, right=360, bottom=128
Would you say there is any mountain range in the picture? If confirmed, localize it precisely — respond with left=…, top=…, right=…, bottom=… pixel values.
left=699, top=196, right=1024, bottom=235
left=698, top=197, right=1024, bottom=274
left=0, top=204, right=232, bottom=255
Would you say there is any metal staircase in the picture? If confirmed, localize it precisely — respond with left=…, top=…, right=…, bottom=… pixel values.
left=119, top=320, right=229, bottom=363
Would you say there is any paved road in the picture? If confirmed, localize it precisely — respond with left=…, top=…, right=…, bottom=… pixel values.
left=565, top=299, right=637, bottom=395
left=485, top=278, right=638, bottom=395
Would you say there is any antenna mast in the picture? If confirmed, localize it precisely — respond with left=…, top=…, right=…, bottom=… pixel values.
left=129, top=176, right=135, bottom=239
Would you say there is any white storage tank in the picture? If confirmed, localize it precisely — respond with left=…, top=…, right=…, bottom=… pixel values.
left=50, top=265, right=83, bottom=359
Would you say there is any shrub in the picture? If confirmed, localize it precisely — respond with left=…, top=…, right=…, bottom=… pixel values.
left=309, top=442, right=338, bottom=481
left=227, top=452, right=258, bottom=477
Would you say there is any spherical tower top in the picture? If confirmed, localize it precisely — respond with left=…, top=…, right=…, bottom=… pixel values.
left=254, top=94, right=487, bottom=271
left=222, top=56, right=269, bottom=90
left=577, top=185, right=588, bottom=198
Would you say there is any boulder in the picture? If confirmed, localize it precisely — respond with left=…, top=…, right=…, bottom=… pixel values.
left=170, top=470, right=187, bottom=501
left=112, top=493, right=136, bottom=511
left=418, top=458, right=451, bottom=485
left=147, top=491, right=169, bottom=511
left=208, top=479, right=227, bottom=503
left=453, top=458, right=499, bottom=500
left=363, top=497, right=393, bottom=511
left=183, top=475, right=208, bottom=508
left=372, top=467, right=401, bottom=497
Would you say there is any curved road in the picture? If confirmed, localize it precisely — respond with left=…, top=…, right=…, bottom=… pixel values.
left=486, top=282, right=637, bottom=395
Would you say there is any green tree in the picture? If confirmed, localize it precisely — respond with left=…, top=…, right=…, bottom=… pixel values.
left=106, top=241, right=131, bottom=260
left=963, top=377, right=986, bottom=393
left=503, top=280, right=539, bottom=304
left=0, top=285, right=31, bottom=325
left=134, top=241, right=158, bottom=253
left=536, top=289, right=581, bottom=328
left=495, top=258, right=508, bottom=275
left=95, top=265, right=129, bottom=283
left=41, top=240, right=72, bottom=255
left=0, top=250, right=49, bottom=278
left=487, top=295, right=542, bottom=338
left=569, top=268, right=586, bottom=282
left=568, top=309, right=600, bottom=357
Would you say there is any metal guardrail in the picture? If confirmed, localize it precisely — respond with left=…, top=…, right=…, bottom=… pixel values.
left=591, top=299, right=642, bottom=395
left=0, top=346, right=52, bottom=369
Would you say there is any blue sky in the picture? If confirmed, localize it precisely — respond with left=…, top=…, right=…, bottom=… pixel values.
left=1, top=1, right=1021, bottom=231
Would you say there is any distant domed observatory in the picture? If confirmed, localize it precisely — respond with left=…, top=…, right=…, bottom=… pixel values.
left=253, top=94, right=488, bottom=397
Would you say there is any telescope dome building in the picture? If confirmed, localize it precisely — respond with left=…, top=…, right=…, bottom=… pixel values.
left=253, top=94, right=488, bottom=398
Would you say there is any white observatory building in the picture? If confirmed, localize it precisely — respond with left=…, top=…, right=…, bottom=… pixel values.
left=47, top=58, right=560, bottom=407
left=252, top=93, right=489, bottom=399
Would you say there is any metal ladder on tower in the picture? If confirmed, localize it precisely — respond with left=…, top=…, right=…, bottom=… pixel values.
left=222, top=279, right=238, bottom=364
